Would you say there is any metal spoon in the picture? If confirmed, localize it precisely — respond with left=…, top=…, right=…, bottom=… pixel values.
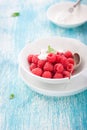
left=73, top=53, right=81, bottom=70
left=69, top=53, right=80, bottom=79
left=68, top=0, right=81, bottom=13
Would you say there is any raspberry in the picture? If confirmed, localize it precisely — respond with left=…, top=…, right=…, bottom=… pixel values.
left=66, top=63, right=74, bottom=72
left=54, top=63, right=59, bottom=72
left=56, top=54, right=62, bottom=63
left=43, top=62, right=53, bottom=71
left=27, top=54, right=33, bottom=63
left=64, top=51, right=73, bottom=58
left=37, top=59, right=46, bottom=68
left=63, top=71, right=70, bottom=78
left=60, top=55, right=68, bottom=67
left=53, top=72, right=63, bottom=79
left=47, top=53, right=56, bottom=63
left=54, top=63, right=64, bottom=73
left=30, top=63, right=37, bottom=70
left=32, top=55, right=38, bottom=64
left=32, top=68, right=42, bottom=76
left=42, top=71, right=52, bottom=78
left=67, top=58, right=74, bottom=65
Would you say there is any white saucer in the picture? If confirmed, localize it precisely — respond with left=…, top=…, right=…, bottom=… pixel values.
left=19, top=65, right=87, bottom=97
left=47, top=2, right=87, bottom=28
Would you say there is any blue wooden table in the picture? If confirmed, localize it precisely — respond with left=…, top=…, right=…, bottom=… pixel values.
left=0, top=0, right=87, bottom=130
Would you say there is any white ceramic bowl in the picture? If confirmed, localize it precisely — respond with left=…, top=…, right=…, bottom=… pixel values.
left=18, top=37, right=87, bottom=84
left=47, top=2, right=87, bottom=28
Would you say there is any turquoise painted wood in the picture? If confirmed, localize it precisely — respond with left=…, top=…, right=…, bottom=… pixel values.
left=0, top=0, right=87, bottom=130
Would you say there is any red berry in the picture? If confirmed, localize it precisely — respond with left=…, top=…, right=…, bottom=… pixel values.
left=32, top=68, right=42, bottom=76
left=54, top=63, right=58, bottom=72
left=47, top=53, right=56, bottom=63
left=43, top=62, right=53, bottom=71
left=37, top=59, right=46, bottom=68
left=64, top=51, right=73, bottom=58
left=60, top=55, right=68, bottom=67
left=27, top=54, right=33, bottom=63
left=53, top=73, right=63, bottom=79
left=67, top=58, right=74, bottom=65
left=66, top=63, right=74, bottom=72
left=42, top=71, right=52, bottom=78
left=54, top=63, right=64, bottom=73
left=63, top=71, right=70, bottom=78
left=56, top=54, right=62, bottom=63
left=30, top=63, right=37, bottom=70
left=32, top=55, right=38, bottom=64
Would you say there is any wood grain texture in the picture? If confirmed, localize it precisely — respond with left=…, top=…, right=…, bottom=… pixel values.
left=0, top=0, right=87, bottom=130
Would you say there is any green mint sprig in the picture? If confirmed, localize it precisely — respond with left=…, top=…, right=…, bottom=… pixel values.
left=9, top=94, right=15, bottom=99
left=47, top=45, right=56, bottom=53
left=11, top=12, right=20, bottom=17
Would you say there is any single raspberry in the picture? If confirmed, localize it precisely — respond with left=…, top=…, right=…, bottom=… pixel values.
left=32, top=55, right=38, bottom=64
left=60, top=55, right=68, bottom=67
left=56, top=54, right=62, bottom=63
left=43, top=62, right=53, bottom=71
left=54, top=63, right=64, bottom=73
left=66, top=63, right=74, bottom=72
left=67, top=58, right=74, bottom=65
left=53, top=72, right=63, bottom=79
left=31, top=67, right=42, bottom=76
left=64, top=51, right=73, bottom=58
left=29, top=63, right=37, bottom=71
left=27, top=54, right=34, bottom=63
left=47, top=53, right=56, bottom=63
left=42, top=71, right=52, bottom=78
left=37, top=59, right=46, bottom=68
left=54, top=63, right=58, bottom=72
left=63, top=71, right=70, bottom=78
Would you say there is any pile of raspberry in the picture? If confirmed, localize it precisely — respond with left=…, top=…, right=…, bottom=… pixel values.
left=27, top=50, right=75, bottom=79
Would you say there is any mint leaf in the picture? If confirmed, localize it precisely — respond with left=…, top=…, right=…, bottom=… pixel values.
left=11, top=12, right=20, bottom=17
left=9, top=94, right=15, bottom=99
left=47, top=45, right=56, bottom=53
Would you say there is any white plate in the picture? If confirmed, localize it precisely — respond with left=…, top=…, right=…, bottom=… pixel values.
left=47, top=2, right=87, bottom=28
left=19, top=65, right=87, bottom=97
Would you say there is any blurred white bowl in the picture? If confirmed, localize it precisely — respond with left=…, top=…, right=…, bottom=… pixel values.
left=47, top=2, right=87, bottom=28
left=18, top=37, right=87, bottom=85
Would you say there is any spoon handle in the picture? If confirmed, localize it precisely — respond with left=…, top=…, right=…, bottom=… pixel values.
left=73, top=0, right=81, bottom=8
